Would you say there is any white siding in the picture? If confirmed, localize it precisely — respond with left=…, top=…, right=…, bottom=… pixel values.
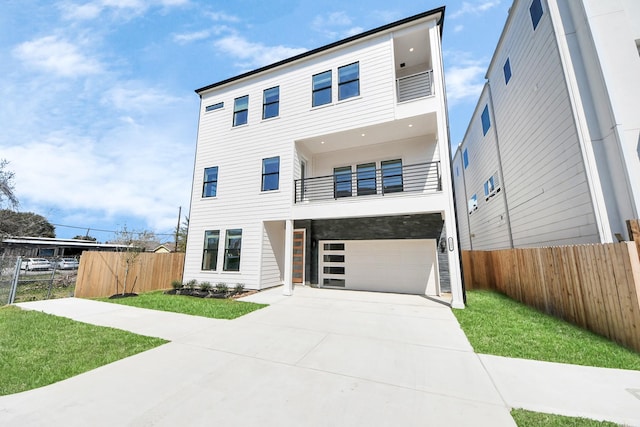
left=260, top=221, right=285, bottom=288
left=452, top=150, right=471, bottom=250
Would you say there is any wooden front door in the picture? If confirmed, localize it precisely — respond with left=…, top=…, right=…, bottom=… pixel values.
left=292, top=230, right=305, bottom=284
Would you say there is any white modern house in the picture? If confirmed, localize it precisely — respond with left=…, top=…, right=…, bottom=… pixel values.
left=183, top=7, right=464, bottom=307
left=453, top=0, right=640, bottom=250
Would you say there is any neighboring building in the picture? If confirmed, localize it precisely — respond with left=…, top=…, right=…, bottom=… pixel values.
left=184, top=7, right=464, bottom=307
left=453, top=0, right=640, bottom=250
left=0, top=236, right=131, bottom=257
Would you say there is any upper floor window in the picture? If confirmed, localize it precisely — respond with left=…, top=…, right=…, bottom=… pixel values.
left=205, top=102, right=224, bottom=112
left=468, top=194, right=478, bottom=215
left=356, top=162, right=376, bottom=196
left=503, top=58, right=512, bottom=85
left=202, top=166, right=218, bottom=197
left=338, top=62, right=359, bottom=101
left=233, top=95, right=249, bottom=126
left=312, top=70, right=332, bottom=107
left=202, top=230, right=220, bottom=270
left=463, top=149, right=469, bottom=169
left=381, top=159, right=403, bottom=193
left=263, top=86, right=279, bottom=119
left=481, top=105, right=491, bottom=136
left=223, top=229, right=242, bottom=271
left=333, top=166, right=352, bottom=198
left=262, top=156, right=280, bottom=191
left=530, top=0, right=543, bottom=30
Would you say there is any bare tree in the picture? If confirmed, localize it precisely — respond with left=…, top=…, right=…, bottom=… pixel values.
left=0, top=159, right=18, bottom=210
left=110, top=227, right=161, bottom=295
left=175, top=216, right=189, bottom=252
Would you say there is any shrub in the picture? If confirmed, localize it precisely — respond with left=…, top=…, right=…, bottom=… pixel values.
left=199, top=281, right=212, bottom=292
left=186, top=279, right=198, bottom=290
left=215, top=282, right=229, bottom=294
left=170, top=279, right=183, bottom=290
left=234, top=283, right=245, bottom=294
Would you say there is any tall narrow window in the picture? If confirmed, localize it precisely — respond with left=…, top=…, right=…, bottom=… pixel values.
left=503, top=58, right=512, bottom=84
left=530, top=0, right=543, bottom=30
left=263, top=86, right=279, bottom=119
left=463, top=149, right=469, bottom=169
left=468, top=194, right=478, bottom=214
left=262, top=156, right=280, bottom=191
left=357, top=162, right=376, bottom=195
left=202, top=166, right=218, bottom=198
left=202, top=230, right=220, bottom=270
left=334, top=166, right=352, bottom=198
left=233, top=95, right=249, bottom=126
left=223, top=229, right=242, bottom=271
left=312, top=70, right=332, bottom=107
left=381, top=159, right=403, bottom=193
left=481, top=105, right=491, bottom=136
left=338, top=62, right=359, bottom=101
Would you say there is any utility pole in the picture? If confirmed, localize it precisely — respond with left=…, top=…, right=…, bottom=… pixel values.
left=174, top=206, right=181, bottom=252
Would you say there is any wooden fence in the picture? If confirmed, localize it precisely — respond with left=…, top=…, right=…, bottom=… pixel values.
left=462, top=235, right=640, bottom=352
left=74, top=251, right=185, bottom=298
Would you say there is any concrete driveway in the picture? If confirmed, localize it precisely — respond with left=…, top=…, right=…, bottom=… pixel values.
left=3, top=286, right=517, bottom=426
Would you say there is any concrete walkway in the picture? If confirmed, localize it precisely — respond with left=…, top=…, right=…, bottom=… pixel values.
left=2, top=286, right=639, bottom=426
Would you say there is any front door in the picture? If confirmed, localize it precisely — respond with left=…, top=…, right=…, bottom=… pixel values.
left=292, top=230, right=305, bottom=284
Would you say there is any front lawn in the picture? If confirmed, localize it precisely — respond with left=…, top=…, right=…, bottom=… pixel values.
left=511, top=409, right=620, bottom=427
left=453, top=290, right=640, bottom=370
left=97, top=290, right=267, bottom=319
left=0, top=306, right=166, bottom=396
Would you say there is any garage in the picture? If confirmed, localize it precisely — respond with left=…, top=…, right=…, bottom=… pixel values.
left=319, top=239, right=439, bottom=295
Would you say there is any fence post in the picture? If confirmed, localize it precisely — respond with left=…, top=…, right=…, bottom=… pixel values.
left=8, top=257, right=21, bottom=304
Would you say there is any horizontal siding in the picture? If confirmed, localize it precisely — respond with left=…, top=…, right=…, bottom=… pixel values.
left=260, top=222, right=284, bottom=289
left=452, top=152, right=471, bottom=250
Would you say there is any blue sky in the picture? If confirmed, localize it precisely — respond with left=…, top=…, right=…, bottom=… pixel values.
left=0, top=0, right=510, bottom=243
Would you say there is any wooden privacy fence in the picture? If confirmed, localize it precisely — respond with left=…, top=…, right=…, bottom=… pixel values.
left=462, top=241, right=640, bottom=353
left=74, top=251, right=185, bottom=298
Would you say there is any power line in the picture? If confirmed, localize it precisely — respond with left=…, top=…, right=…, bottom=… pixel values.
left=51, top=223, right=177, bottom=237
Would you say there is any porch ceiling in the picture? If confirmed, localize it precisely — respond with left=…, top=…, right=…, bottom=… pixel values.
left=296, top=114, right=437, bottom=154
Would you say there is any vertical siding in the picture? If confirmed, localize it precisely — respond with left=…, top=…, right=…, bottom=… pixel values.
left=487, top=0, right=598, bottom=247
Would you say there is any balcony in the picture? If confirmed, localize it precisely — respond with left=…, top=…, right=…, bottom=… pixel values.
left=294, top=161, right=441, bottom=203
left=396, top=70, right=433, bottom=103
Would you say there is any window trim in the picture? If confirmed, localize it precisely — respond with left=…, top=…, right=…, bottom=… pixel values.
left=333, top=166, right=352, bottom=198
left=202, top=166, right=218, bottom=198
left=233, top=95, right=249, bottom=127
left=201, top=230, right=220, bottom=271
left=205, top=102, right=224, bottom=112
left=338, top=62, right=360, bottom=101
left=261, top=156, right=280, bottom=192
left=312, top=70, right=332, bottom=107
left=262, top=86, right=280, bottom=120
left=381, top=159, right=403, bottom=194
left=356, top=162, right=377, bottom=196
left=223, top=229, right=242, bottom=272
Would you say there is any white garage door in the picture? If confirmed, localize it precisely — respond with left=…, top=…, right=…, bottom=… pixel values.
left=319, top=239, right=439, bottom=295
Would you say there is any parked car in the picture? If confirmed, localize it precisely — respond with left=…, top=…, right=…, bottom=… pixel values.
left=20, top=258, right=51, bottom=271
left=55, top=258, right=79, bottom=270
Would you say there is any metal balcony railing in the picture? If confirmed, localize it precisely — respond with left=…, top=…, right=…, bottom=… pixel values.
left=294, top=161, right=441, bottom=203
left=396, top=70, right=433, bottom=102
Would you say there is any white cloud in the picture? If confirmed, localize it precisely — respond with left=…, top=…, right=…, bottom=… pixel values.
left=101, top=82, right=183, bottom=113
left=214, top=34, right=307, bottom=69
left=173, top=30, right=210, bottom=44
left=450, top=1, right=501, bottom=19
left=13, top=36, right=102, bottom=77
left=58, top=0, right=189, bottom=21
left=311, top=11, right=363, bottom=40
left=444, top=52, right=487, bottom=104
left=454, top=24, right=464, bottom=33
left=206, top=11, right=240, bottom=22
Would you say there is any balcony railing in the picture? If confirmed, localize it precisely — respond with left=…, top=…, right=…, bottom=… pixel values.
left=294, top=161, right=441, bottom=203
left=396, top=70, right=433, bottom=102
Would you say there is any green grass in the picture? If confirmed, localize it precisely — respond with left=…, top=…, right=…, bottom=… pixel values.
left=0, top=306, right=166, bottom=396
left=97, top=290, right=267, bottom=319
left=453, top=290, right=640, bottom=370
left=511, top=409, right=620, bottom=426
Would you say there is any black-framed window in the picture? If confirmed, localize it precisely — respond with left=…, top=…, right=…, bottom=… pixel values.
left=263, top=86, right=279, bottom=119
left=223, top=229, right=242, bottom=271
left=338, top=62, right=359, bottom=101
left=333, top=166, right=352, bottom=198
left=205, top=102, right=224, bottom=112
left=503, top=58, right=512, bottom=84
left=312, top=70, right=332, bottom=107
left=202, top=230, right=220, bottom=270
left=202, top=166, right=218, bottom=197
left=233, top=95, right=249, bottom=126
left=481, top=105, right=491, bottom=135
left=530, top=0, right=543, bottom=30
left=463, top=149, right=469, bottom=169
left=381, top=159, right=403, bottom=193
left=357, top=162, right=376, bottom=195
left=261, top=156, right=280, bottom=191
